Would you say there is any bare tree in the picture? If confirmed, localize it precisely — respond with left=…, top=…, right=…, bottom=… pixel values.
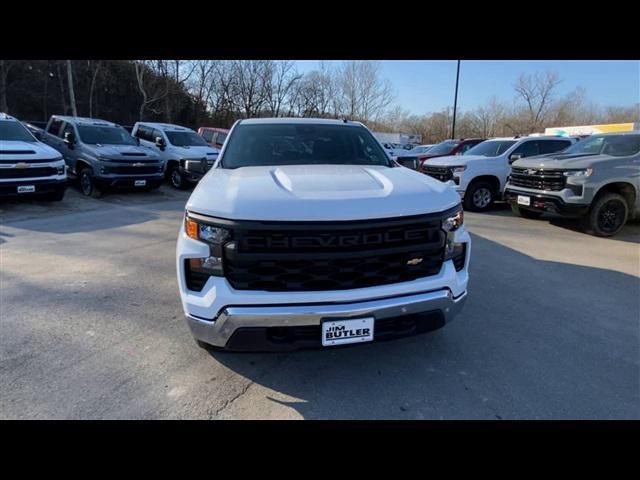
left=134, top=60, right=169, bottom=121
left=87, top=60, right=101, bottom=117
left=335, top=61, right=395, bottom=122
left=0, top=60, right=15, bottom=112
left=66, top=60, right=78, bottom=117
left=513, top=71, right=562, bottom=133
left=265, top=61, right=302, bottom=117
left=231, top=60, right=270, bottom=118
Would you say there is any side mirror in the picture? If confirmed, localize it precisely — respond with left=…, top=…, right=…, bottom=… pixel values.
left=33, top=130, right=43, bottom=140
left=155, top=136, right=166, bottom=150
left=63, top=131, right=75, bottom=148
left=509, top=153, right=522, bottom=163
left=135, top=137, right=141, bottom=146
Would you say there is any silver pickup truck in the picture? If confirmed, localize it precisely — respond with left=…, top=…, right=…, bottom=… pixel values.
left=505, top=132, right=640, bottom=237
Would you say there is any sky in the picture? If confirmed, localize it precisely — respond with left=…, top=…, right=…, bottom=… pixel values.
left=294, top=60, right=639, bottom=115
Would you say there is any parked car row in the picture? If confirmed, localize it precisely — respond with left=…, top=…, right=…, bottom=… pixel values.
left=0, top=112, right=229, bottom=200
left=414, top=132, right=640, bottom=236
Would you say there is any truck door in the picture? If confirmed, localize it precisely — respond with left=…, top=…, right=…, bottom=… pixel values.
left=60, top=122, right=80, bottom=173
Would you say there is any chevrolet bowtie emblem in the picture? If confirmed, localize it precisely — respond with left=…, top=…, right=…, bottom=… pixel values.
left=407, top=257, right=423, bottom=266
left=15, top=162, right=29, bottom=169
left=133, top=162, right=144, bottom=167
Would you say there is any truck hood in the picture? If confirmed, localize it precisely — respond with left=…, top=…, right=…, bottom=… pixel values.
left=172, top=145, right=219, bottom=158
left=0, top=140, right=61, bottom=162
left=86, top=144, right=160, bottom=161
left=512, top=153, right=615, bottom=170
left=426, top=154, right=486, bottom=166
left=187, top=164, right=461, bottom=221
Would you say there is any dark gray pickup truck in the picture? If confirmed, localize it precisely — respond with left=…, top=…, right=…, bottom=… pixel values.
left=40, top=115, right=164, bottom=197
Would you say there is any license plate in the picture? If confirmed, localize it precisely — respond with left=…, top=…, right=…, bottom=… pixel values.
left=17, top=185, right=36, bottom=193
left=322, top=317, right=374, bottom=347
left=517, top=195, right=530, bottom=206
left=134, top=180, right=146, bottom=187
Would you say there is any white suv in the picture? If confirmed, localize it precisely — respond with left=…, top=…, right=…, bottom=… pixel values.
left=131, top=122, right=220, bottom=189
left=177, top=118, right=470, bottom=351
left=422, top=136, right=576, bottom=211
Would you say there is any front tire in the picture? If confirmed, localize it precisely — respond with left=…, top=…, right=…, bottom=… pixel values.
left=169, top=163, right=188, bottom=190
left=582, top=193, right=628, bottom=237
left=79, top=169, right=103, bottom=198
left=510, top=203, right=543, bottom=219
left=464, top=181, right=495, bottom=212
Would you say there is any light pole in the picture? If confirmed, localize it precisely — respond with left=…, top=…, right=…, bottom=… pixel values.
left=451, top=60, right=461, bottom=140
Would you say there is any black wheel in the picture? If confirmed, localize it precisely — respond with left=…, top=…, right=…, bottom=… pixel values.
left=43, top=190, right=65, bottom=202
left=464, top=181, right=495, bottom=212
left=583, top=193, right=628, bottom=237
left=169, top=163, right=188, bottom=190
left=79, top=169, right=102, bottom=198
left=510, top=203, right=543, bottom=219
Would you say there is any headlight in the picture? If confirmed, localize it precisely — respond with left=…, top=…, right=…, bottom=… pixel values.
left=451, top=166, right=467, bottom=173
left=442, top=206, right=466, bottom=267
left=184, top=215, right=231, bottom=277
left=564, top=168, right=593, bottom=177
left=442, top=207, right=464, bottom=232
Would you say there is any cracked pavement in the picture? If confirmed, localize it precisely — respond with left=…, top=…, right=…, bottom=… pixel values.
left=1, top=184, right=639, bottom=419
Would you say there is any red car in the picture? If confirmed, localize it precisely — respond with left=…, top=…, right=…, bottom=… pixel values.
left=416, top=138, right=485, bottom=172
left=198, top=127, right=230, bottom=149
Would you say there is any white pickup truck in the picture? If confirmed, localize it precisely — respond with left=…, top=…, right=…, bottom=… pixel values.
left=421, top=136, right=576, bottom=211
left=176, top=118, right=470, bottom=351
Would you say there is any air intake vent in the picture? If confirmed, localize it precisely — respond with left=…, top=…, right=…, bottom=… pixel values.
left=0, top=150, right=36, bottom=155
left=120, top=152, right=147, bottom=156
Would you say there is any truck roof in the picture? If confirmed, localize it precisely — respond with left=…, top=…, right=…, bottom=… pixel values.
left=51, top=115, right=121, bottom=127
left=238, top=117, right=365, bottom=127
left=135, top=122, right=194, bottom=132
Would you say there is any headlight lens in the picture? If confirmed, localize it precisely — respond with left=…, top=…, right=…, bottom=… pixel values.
left=184, top=215, right=231, bottom=278
left=185, top=215, right=230, bottom=244
left=442, top=207, right=464, bottom=232
left=564, top=168, right=593, bottom=177
left=451, top=166, right=467, bottom=173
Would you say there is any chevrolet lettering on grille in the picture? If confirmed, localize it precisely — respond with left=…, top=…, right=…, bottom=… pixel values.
left=242, top=227, right=431, bottom=249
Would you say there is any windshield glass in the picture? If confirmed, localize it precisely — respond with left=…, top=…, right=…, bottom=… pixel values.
left=77, top=125, right=137, bottom=145
left=562, top=134, right=640, bottom=157
left=166, top=131, right=209, bottom=147
left=0, top=120, right=37, bottom=142
left=427, top=140, right=459, bottom=155
left=466, top=140, right=517, bottom=157
left=409, top=146, right=431, bottom=155
left=221, top=123, right=392, bottom=169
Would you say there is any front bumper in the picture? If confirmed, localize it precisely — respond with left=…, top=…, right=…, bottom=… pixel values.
left=186, top=288, right=467, bottom=351
left=177, top=222, right=470, bottom=351
left=0, top=177, right=67, bottom=197
left=504, top=187, right=589, bottom=217
left=94, top=174, right=164, bottom=189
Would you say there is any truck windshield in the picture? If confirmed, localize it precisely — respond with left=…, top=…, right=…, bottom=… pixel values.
left=427, top=140, right=459, bottom=155
left=166, top=131, right=209, bottom=147
left=77, top=125, right=137, bottom=145
left=409, top=146, right=431, bottom=155
left=0, top=120, right=37, bottom=142
left=562, top=134, right=640, bottom=157
left=465, top=140, right=517, bottom=157
left=221, top=124, right=392, bottom=169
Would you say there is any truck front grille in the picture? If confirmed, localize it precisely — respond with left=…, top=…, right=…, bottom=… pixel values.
left=223, top=214, right=447, bottom=292
left=510, top=167, right=566, bottom=191
left=0, top=166, right=58, bottom=179
left=422, top=166, right=453, bottom=182
left=109, top=165, right=160, bottom=175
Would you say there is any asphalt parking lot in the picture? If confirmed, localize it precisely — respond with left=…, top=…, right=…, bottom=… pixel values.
left=1, top=184, right=639, bottom=419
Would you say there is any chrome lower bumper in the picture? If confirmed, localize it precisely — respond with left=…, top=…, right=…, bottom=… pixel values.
left=185, top=288, right=467, bottom=349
